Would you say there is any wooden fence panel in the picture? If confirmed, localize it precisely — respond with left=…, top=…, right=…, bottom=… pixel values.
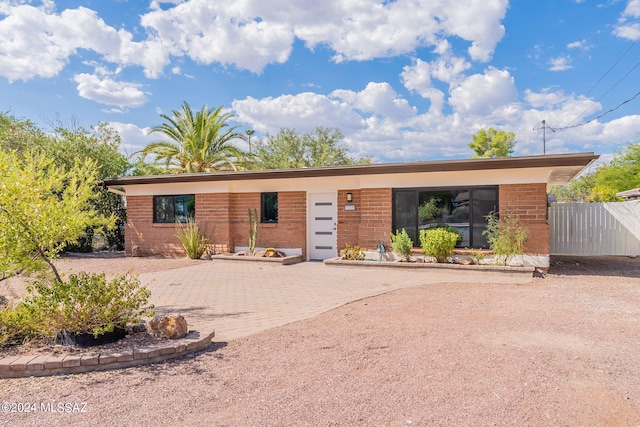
left=549, top=201, right=640, bottom=256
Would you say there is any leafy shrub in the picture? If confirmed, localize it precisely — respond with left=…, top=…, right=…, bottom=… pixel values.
left=419, top=228, right=458, bottom=263
left=342, top=244, right=365, bottom=261
left=0, top=300, right=38, bottom=346
left=20, top=273, right=154, bottom=338
left=176, top=218, right=210, bottom=259
left=429, top=224, right=463, bottom=245
left=390, top=229, right=414, bottom=262
left=483, top=211, right=529, bottom=265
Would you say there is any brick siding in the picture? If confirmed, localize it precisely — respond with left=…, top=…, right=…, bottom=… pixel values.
left=125, top=183, right=550, bottom=259
left=337, top=188, right=392, bottom=252
left=126, top=192, right=306, bottom=258
left=498, top=183, right=549, bottom=255
left=124, top=196, right=183, bottom=256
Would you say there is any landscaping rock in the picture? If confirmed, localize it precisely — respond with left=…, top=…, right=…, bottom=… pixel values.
left=131, top=322, right=147, bottom=333
left=147, top=315, right=188, bottom=339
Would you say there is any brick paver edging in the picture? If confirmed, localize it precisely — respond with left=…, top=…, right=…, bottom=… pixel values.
left=0, top=330, right=215, bottom=379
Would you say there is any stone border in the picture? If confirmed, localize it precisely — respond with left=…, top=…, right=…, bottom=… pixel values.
left=211, top=254, right=303, bottom=265
left=0, top=330, right=215, bottom=379
left=324, top=258, right=535, bottom=284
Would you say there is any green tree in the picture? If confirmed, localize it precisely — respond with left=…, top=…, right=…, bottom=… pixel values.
left=550, top=174, right=595, bottom=202
left=593, top=142, right=640, bottom=194
left=551, top=142, right=639, bottom=202
left=0, top=112, right=48, bottom=152
left=0, top=149, right=115, bottom=282
left=0, top=114, right=130, bottom=250
left=252, top=127, right=370, bottom=169
left=139, top=102, right=248, bottom=173
left=468, top=128, right=516, bottom=158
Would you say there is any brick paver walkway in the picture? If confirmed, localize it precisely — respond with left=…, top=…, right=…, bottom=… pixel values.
left=142, top=260, right=530, bottom=342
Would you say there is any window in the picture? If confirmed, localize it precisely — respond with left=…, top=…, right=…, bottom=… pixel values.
left=261, top=192, right=278, bottom=223
left=392, top=186, right=498, bottom=248
left=153, top=195, right=195, bottom=223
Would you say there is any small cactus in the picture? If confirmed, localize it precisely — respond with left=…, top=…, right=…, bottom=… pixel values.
left=248, top=208, right=258, bottom=255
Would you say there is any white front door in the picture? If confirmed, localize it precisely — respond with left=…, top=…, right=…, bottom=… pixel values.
left=308, top=192, right=338, bottom=260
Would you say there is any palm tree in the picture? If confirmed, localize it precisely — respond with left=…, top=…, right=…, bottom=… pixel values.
left=139, top=102, right=248, bottom=173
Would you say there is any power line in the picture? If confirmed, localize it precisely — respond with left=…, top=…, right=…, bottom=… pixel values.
left=565, top=59, right=640, bottom=127
left=557, top=36, right=640, bottom=128
left=533, top=89, right=640, bottom=153
left=554, top=89, right=640, bottom=130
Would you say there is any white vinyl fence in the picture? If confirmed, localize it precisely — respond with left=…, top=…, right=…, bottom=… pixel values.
left=549, top=201, right=640, bottom=256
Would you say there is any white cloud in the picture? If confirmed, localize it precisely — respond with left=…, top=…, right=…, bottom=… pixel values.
left=331, top=82, right=416, bottom=120
left=0, top=3, right=153, bottom=81
left=614, top=0, right=640, bottom=40
left=232, top=92, right=366, bottom=134
left=74, top=74, right=148, bottom=108
left=548, top=55, right=573, bottom=71
left=108, top=122, right=157, bottom=156
left=140, top=0, right=294, bottom=74
left=401, top=48, right=471, bottom=114
left=449, top=67, right=518, bottom=117
left=567, top=39, right=590, bottom=50
left=95, top=76, right=636, bottom=163
left=0, top=0, right=508, bottom=81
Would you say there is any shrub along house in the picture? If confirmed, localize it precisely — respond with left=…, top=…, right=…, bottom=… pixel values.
left=103, top=152, right=598, bottom=268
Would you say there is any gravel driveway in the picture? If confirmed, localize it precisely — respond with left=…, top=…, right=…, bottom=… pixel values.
left=1, top=255, right=639, bottom=426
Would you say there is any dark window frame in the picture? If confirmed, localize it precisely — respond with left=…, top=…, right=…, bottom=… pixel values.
left=392, top=186, right=498, bottom=249
left=260, top=192, right=278, bottom=223
left=153, top=194, right=195, bottom=224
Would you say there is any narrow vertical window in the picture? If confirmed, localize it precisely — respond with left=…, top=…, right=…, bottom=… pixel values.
left=261, top=192, right=278, bottom=223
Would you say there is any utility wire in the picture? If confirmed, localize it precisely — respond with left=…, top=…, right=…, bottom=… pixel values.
left=566, top=59, right=640, bottom=126
left=553, top=89, right=640, bottom=130
left=557, top=36, right=640, bottom=128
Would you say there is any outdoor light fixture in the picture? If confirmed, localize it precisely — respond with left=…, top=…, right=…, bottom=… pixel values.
left=346, top=192, right=353, bottom=202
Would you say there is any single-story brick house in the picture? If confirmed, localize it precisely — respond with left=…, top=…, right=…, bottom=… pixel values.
left=103, top=152, right=598, bottom=268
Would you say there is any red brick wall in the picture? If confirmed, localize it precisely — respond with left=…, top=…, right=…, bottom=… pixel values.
left=337, top=189, right=361, bottom=250
left=337, top=188, right=392, bottom=252
left=196, top=193, right=230, bottom=254
left=124, top=195, right=184, bottom=256
left=124, top=184, right=549, bottom=259
left=498, top=183, right=549, bottom=254
left=230, top=191, right=307, bottom=257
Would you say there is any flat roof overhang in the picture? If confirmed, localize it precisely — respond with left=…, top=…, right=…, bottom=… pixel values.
left=104, top=152, right=599, bottom=189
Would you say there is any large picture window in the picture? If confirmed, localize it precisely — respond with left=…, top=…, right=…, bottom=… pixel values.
left=153, top=195, right=195, bottom=223
left=392, top=187, right=498, bottom=248
left=261, top=192, right=278, bottom=223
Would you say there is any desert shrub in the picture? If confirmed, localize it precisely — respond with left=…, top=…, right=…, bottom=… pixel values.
left=390, top=229, right=413, bottom=261
left=342, top=244, right=365, bottom=261
left=419, top=228, right=458, bottom=263
left=0, top=301, right=38, bottom=346
left=176, top=218, right=210, bottom=259
left=20, top=272, right=154, bottom=338
left=429, top=224, right=463, bottom=245
left=483, top=211, right=529, bottom=265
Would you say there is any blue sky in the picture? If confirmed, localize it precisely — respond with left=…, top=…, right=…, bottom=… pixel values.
left=1, top=0, right=640, bottom=165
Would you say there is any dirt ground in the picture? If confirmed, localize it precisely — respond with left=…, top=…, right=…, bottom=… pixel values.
left=1, top=254, right=640, bottom=426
